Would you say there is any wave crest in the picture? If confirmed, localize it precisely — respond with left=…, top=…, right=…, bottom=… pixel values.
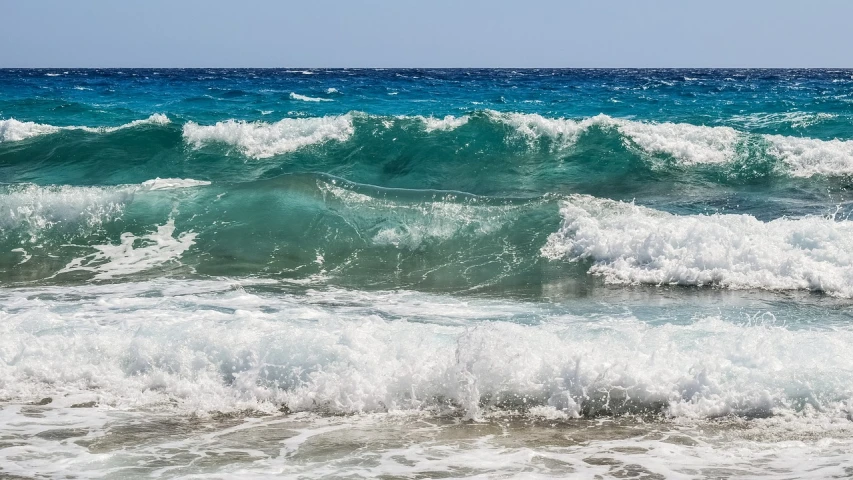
left=417, top=115, right=469, bottom=132
left=290, top=92, right=333, bottom=102
left=182, top=114, right=354, bottom=159
left=488, top=111, right=853, bottom=176
left=542, top=195, right=853, bottom=296
left=0, top=114, right=170, bottom=142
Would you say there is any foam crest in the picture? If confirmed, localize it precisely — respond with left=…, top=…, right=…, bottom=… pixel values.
left=766, top=135, right=853, bottom=177
left=57, top=219, right=197, bottom=280
left=491, top=111, right=853, bottom=176
left=542, top=195, right=853, bottom=296
left=290, top=92, right=333, bottom=102
left=94, top=113, right=171, bottom=132
left=616, top=120, right=739, bottom=165
left=0, top=179, right=208, bottom=242
left=489, top=110, right=606, bottom=148
left=491, top=111, right=738, bottom=164
left=182, top=115, right=353, bottom=159
left=0, top=114, right=170, bottom=142
left=138, top=177, right=212, bottom=191
left=418, top=115, right=469, bottom=132
left=0, top=118, right=60, bottom=142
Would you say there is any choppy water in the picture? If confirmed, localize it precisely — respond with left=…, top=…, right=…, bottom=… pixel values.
left=2, top=69, right=853, bottom=479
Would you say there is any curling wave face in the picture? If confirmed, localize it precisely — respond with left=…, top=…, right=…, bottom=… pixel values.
left=3, top=176, right=853, bottom=299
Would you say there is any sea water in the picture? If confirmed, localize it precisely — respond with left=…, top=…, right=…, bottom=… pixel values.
left=2, top=69, right=853, bottom=478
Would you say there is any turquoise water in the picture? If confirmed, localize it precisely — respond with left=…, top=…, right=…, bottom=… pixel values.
left=2, top=69, right=853, bottom=478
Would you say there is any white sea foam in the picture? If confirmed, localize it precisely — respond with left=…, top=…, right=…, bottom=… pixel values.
left=1, top=407, right=851, bottom=479
left=138, top=177, right=212, bottom=191
left=93, top=113, right=171, bottom=132
left=616, top=119, right=739, bottom=165
left=0, top=184, right=129, bottom=240
left=57, top=219, right=197, bottom=280
left=490, top=111, right=853, bottom=176
left=10, top=248, right=31, bottom=264
left=765, top=134, right=853, bottom=177
left=729, top=111, right=837, bottom=129
left=182, top=114, right=353, bottom=159
left=326, top=87, right=339, bottom=94
left=489, top=110, right=606, bottom=148
left=417, top=114, right=470, bottom=132
left=490, top=111, right=738, bottom=163
left=1, top=280, right=853, bottom=477
left=0, top=114, right=170, bottom=142
left=289, top=92, right=333, bottom=102
left=0, top=180, right=207, bottom=244
left=542, top=195, right=853, bottom=296
left=0, top=118, right=60, bottom=142
left=1, top=280, right=852, bottom=424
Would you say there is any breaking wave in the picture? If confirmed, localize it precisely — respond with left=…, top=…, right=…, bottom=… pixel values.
left=0, top=114, right=170, bottom=142
left=289, top=92, right=334, bottom=102
left=542, top=195, right=853, bottom=296
left=1, top=281, right=851, bottom=423
left=182, top=114, right=353, bottom=158
left=482, top=111, right=853, bottom=177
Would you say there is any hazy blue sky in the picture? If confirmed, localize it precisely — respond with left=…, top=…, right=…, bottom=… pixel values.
left=2, top=0, right=852, bottom=67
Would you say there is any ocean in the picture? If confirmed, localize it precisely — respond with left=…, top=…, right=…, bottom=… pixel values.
left=2, top=68, right=853, bottom=478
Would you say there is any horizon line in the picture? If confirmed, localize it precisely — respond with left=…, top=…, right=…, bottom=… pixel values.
left=2, top=66, right=852, bottom=70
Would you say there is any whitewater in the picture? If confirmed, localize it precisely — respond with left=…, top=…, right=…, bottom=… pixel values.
left=2, top=68, right=853, bottom=479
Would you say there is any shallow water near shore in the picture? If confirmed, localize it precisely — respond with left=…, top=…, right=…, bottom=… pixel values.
left=4, top=407, right=853, bottom=479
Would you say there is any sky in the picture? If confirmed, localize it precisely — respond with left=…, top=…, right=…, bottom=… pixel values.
left=2, top=0, right=852, bottom=68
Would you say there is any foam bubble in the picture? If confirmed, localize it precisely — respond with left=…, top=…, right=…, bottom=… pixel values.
left=542, top=195, right=853, bottom=296
left=182, top=114, right=353, bottom=159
